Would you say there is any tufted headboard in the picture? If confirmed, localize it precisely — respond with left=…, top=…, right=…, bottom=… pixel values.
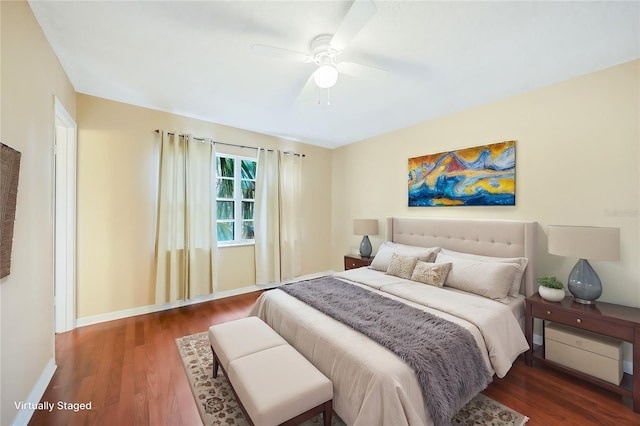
left=386, top=217, right=538, bottom=296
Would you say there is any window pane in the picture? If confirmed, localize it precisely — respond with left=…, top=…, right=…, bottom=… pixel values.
left=242, top=221, right=254, bottom=239
left=242, top=201, right=254, bottom=219
left=241, top=160, right=256, bottom=179
left=217, top=157, right=234, bottom=177
left=217, top=222, right=234, bottom=241
left=241, top=180, right=255, bottom=199
left=217, top=179, right=234, bottom=198
left=217, top=201, right=234, bottom=219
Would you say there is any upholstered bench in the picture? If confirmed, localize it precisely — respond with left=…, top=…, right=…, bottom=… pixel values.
left=208, top=317, right=333, bottom=426
left=208, top=316, right=288, bottom=376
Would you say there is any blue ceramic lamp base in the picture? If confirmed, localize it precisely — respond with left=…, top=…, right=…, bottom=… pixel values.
left=568, top=258, right=602, bottom=305
left=359, top=235, right=372, bottom=258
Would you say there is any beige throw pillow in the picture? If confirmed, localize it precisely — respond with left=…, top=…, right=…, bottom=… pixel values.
left=410, top=261, right=452, bottom=287
left=385, top=253, right=418, bottom=280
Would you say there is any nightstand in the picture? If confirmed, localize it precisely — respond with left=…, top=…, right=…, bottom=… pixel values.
left=344, top=254, right=373, bottom=270
left=525, top=293, right=640, bottom=412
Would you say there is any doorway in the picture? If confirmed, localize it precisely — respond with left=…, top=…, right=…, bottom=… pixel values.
left=54, top=97, right=77, bottom=333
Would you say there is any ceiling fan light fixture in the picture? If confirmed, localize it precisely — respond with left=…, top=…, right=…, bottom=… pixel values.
left=313, top=64, right=339, bottom=88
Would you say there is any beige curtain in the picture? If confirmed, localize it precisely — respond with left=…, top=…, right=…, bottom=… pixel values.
left=279, top=151, right=303, bottom=280
left=254, top=149, right=281, bottom=284
left=155, top=131, right=217, bottom=304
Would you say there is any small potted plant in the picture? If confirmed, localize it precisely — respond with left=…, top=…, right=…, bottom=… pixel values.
left=537, top=276, right=566, bottom=302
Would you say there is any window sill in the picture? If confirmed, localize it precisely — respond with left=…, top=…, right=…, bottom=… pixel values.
left=218, top=241, right=255, bottom=249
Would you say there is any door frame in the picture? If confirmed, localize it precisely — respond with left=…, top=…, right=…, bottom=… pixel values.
left=54, top=97, right=77, bottom=333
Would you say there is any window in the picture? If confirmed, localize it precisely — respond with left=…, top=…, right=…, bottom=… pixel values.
left=216, top=154, right=256, bottom=245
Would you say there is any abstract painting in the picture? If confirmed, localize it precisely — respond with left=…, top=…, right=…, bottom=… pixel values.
left=408, top=141, right=515, bottom=207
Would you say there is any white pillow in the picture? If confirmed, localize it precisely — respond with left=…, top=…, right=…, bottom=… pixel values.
left=439, top=248, right=528, bottom=296
left=410, top=261, right=452, bottom=287
left=385, top=253, right=418, bottom=280
left=435, top=253, right=518, bottom=302
left=370, top=242, right=439, bottom=272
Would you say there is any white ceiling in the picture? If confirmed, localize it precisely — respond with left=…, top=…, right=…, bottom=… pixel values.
left=28, top=1, right=640, bottom=149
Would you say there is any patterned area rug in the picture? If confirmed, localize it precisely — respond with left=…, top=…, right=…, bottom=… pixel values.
left=176, top=332, right=528, bottom=426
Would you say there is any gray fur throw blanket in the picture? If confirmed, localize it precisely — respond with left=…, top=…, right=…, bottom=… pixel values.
left=279, top=276, right=492, bottom=426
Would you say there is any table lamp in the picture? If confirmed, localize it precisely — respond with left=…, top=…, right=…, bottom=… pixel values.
left=353, top=219, right=378, bottom=258
left=547, top=225, right=620, bottom=304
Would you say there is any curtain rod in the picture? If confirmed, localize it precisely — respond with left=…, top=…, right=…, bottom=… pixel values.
left=153, top=130, right=305, bottom=158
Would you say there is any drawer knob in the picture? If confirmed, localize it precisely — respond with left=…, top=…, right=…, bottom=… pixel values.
left=546, top=310, right=551, bottom=315
left=576, top=318, right=582, bottom=324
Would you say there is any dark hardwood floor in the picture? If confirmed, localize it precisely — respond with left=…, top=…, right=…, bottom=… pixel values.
left=30, top=291, right=640, bottom=426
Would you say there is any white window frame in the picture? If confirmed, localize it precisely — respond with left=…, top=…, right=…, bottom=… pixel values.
left=216, top=153, right=256, bottom=247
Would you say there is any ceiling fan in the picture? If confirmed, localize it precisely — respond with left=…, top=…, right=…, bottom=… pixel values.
left=251, top=0, right=387, bottom=102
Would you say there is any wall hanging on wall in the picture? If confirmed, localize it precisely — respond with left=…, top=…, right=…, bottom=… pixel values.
left=408, top=140, right=515, bottom=207
left=1, top=142, right=22, bottom=278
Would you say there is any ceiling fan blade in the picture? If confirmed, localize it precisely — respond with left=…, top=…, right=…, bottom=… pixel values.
left=330, top=0, right=377, bottom=51
left=338, top=61, right=388, bottom=80
left=251, top=44, right=309, bottom=63
left=295, top=73, right=320, bottom=104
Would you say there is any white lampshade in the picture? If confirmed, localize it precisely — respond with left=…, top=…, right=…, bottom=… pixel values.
left=547, top=225, right=619, bottom=305
left=354, top=219, right=378, bottom=236
left=547, top=225, right=620, bottom=261
left=313, top=65, right=339, bottom=89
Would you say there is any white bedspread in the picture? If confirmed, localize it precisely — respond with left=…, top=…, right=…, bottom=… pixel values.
left=248, top=268, right=529, bottom=426
left=337, top=268, right=529, bottom=378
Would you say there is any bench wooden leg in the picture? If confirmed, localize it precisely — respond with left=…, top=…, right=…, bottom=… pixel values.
left=210, top=346, right=219, bottom=378
left=323, top=400, right=332, bottom=426
left=279, top=399, right=333, bottom=426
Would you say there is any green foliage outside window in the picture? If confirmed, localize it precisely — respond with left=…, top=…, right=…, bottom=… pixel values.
left=217, top=201, right=234, bottom=220
left=217, top=157, right=234, bottom=177
left=241, top=180, right=255, bottom=199
left=217, top=179, right=233, bottom=198
left=217, top=222, right=234, bottom=242
left=241, top=159, right=256, bottom=179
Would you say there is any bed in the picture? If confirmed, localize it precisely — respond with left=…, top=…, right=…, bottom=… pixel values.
left=249, top=217, right=538, bottom=426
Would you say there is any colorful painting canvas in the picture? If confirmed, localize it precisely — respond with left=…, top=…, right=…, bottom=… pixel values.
left=408, top=141, right=515, bottom=207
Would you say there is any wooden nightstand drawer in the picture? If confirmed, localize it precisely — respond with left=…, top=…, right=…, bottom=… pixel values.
left=532, top=304, right=634, bottom=341
left=344, top=255, right=373, bottom=270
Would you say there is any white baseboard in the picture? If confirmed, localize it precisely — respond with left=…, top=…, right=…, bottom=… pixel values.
left=76, top=271, right=336, bottom=328
left=76, top=286, right=262, bottom=328
left=532, top=332, right=632, bottom=374
left=11, top=358, right=57, bottom=426
left=533, top=332, right=543, bottom=347
left=282, top=270, right=336, bottom=283
left=625, top=360, right=633, bottom=375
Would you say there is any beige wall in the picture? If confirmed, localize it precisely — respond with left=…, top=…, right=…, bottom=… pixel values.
left=332, top=60, right=640, bottom=309
left=0, top=1, right=77, bottom=424
left=76, top=94, right=333, bottom=318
